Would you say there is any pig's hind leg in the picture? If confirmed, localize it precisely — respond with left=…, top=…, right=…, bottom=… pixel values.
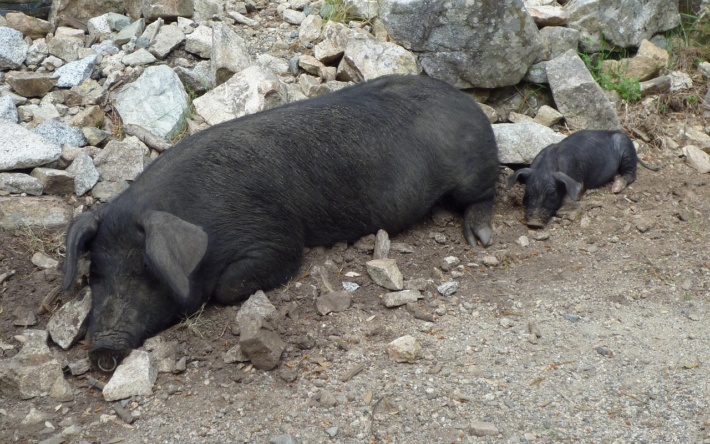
left=612, top=134, right=639, bottom=193
left=214, top=241, right=303, bottom=304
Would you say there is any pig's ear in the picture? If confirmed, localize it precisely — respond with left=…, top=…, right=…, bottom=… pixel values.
left=506, top=168, right=533, bottom=188
left=62, top=211, right=100, bottom=291
left=141, top=211, right=208, bottom=306
left=553, top=172, right=582, bottom=200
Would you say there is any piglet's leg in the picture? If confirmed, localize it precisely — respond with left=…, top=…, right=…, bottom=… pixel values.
left=611, top=177, right=628, bottom=193
left=214, top=243, right=302, bottom=304
left=463, top=198, right=495, bottom=247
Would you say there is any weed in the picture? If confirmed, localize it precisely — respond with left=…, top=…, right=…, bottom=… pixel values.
left=321, top=0, right=366, bottom=24
left=16, top=227, right=65, bottom=259
left=579, top=51, right=641, bottom=102
left=173, top=304, right=209, bottom=338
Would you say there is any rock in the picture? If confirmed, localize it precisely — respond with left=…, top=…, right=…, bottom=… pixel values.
left=185, top=24, right=212, bottom=58
left=115, top=18, right=145, bottom=45
left=380, top=0, right=542, bottom=88
left=436, top=281, right=459, bottom=296
left=65, top=152, right=99, bottom=195
left=143, top=335, right=179, bottom=373
left=103, top=350, right=158, bottom=401
left=70, top=104, right=104, bottom=128
left=526, top=4, right=567, bottom=27
left=31, top=252, right=58, bottom=269
left=67, top=78, right=108, bottom=107
left=567, top=0, right=681, bottom=51
left=91, top=180, right=129, bottom=202
left=533, top=105, right=564, bottom=127
left=602, top=39, right=669, bottom=82
left=270, top=434, right=298, bottom=444
left=6, top=72, right=59, bottom=98
left=235, top=290, right=278, bottom=326
left=493, top=121, right=566, bottom=164
left=12, top=307, right=36, bottom=326
left=87, top=14, right=112, bottom=40
left=5, top=12, right=53, bottom=39
left=211, top=22, right=252, bottom=86
left=68, top=358, right=91, bottom=375
left=82, top=127, right=110, bottom=146
left=469, top=420, right=499, bottom=437
left=122, top=48, right=157, bottom=66
left=93, top=136, right=147, bottom=182
left=0, top=27, right=29, bottom=70
left=682, top=145, right=710, bottom=173
left=238, top=314, right=286, bottom=370
left=47, top=35, right=84, bottom=63
left=193, top=65, right=287, bottom=126
left=0, top=95, right=18, bottom=123
left=46, top=288, right=91, bottom=349
left=366, top=258, right=404, bottom=290
left=106, top=12, right=131, bottom=31
left=0, top=173, right=43, bottom=195
left=298, top=14, right=322, bottom=45
left=640, top=75, right=671, bottom=97
left=175, top=60, right=212, bottom=94
left=114, top=65, right=190, bottom=140
left=483, top=255, right=499, bottom=266
left=30, top=168, right=74, bottom=195
left=283, top=9, right=305, bottom=25
left=538, top=26, right=580, bottom=61
left=678, top=126, right=710, bottom=150
left=299, top=55, right=335, bottom=81
left=670, top=70, right=693, bottom=92
left=149, top=23, right=185, bottom=60
left=53, top=55, right=99, bottom=88
left=223, top=344, right=250, bottom=364
left=517, top=236, right=530, bottom=247
left=142, top=0, right=193, bottom=21
left=0, top=121, right=61, bottom=171
left=26, top=40, right=49, bottom=67
left=337, top=32, right=419, bottom=82
left=386, top=335, right=420, bottom=363
left=49, top=374, right=74, bottom=401
left=440, top=256, right=460, bottom=272
left=315, top=291, right=352, bottom=315
left=382, top=290, right=422, bottom=308
left=0, top=196, right=72, bottom=229
left=33, top=119, right=87, bottom=147
left=0, top=330, right=64, bottom=399
left=546, top=49, right=620, bottom=131
left=256, top=54, right=290, bottom=76
left=49, top=0, right=126, bottom=30
left=343, top=0, right=378, bottom=19
left=373, top=229, right=390, bottom=260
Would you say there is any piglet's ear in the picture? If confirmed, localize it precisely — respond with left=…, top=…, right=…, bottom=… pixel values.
left=553, top=172, right=583, bottom=201
left=506, top=168, right=533, bottom=188
left=141, top=211, right=208, bottom=306
left=62, top=211, right=100, bottom=291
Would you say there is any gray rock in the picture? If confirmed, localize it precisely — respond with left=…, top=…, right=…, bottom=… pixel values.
left=533, top=105, right=564, bottom=127
left=53, top=55, right=99, bottom=88
left=436, top=281, right=459, bottom=296
left=50, top=374, right=74, bottom=402
left=235, top=290, right=278, bottom=326
left=91, top=180, right=129, bottom=202
left=546, top=49, right=620, bottom=131
left=386, top=335, right=420, bottom=363
left=47, top=288, right=91, bottom=349
left=366, top=258, right=404, bottom=290
left=33, top=119, right=87, bottom=147
left=87, top=14, right=112, bottom=39
left=373, top=229, right=390, bottom=260
left=315, top=291, right=353, bottom=315
left=270, top=434, right=298, bottom=444
left=470, top=420, right=499, bottom=437
left=94, top=136, right=147, bottom=182
left=682, top=145, right=710, bottom=173
left=193, top=65, right=287, bottom=126
left=440, top=256, right=460, bottom=272
left=65, top=152, right=99, bottom=196
left=211, top=22, right=252, bottom=86
left=298, top=14, right=322, bottom=45
left=223, top=344, right=250, bottom=364
left=68, top=358, right=91, bottom=376
left=174, top=60, right=213, bottom=94
left=47, top=35, right=84, bottom=63
left=344, top=0, right=378, bottom=19
left=382, top=290, right=422, bottom=308
left=493, top=122, right=567, bottom=164
left=567, top=0, right=681, bottom=51
left=239, top=314, right=286, bottom=370
left=6, top=72, right=59, bottom=98
left=0, top=27, right=29, bottom=70
left=380, top=0, right=542, bottom=88
left=107, top=12, right=131, bottom=32
left=121, top=48, right=157, bottom=66
left=91, top=39, right=119, bottom=56
left=282, top=9, right=306, bottom=25
left=539, top=26, right=581, bottom=61
left=640, top=75, right=671, bottom=97
left=0, top=120, right=61, bottom=171
left=150, top=23, right=185, bottom=60
left=670, top=70, right=693, bottom=92
left=103, top=350, right=158, bottom=401
left=185, top=24, right=212, bottom=58
left=337, top=32, right=419, bottom=82
left=0, top=196, right=72, bottom=229
left=256, top=54, right=291, bottom=76
left=30, top=168, right=74, bottom=195
left=114, top=65, right=190, bottom=140
left=25, top=40, right=49, bottom=66
left=143, top=335, right=179, bottom=373
left=0, top=329, right=64, bottom=399
left=0, top=173, right=43, bottom=195
left=115, top=19, right=145, bottom=46
left=142, top=0, right=194, bottom=21
left=0, top=95, right=18, bottom=123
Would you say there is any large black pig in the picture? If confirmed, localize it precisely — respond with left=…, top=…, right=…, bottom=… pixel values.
left=506, top=129, right=656, bottom=227
left=62, top=75, right=499, bottom=371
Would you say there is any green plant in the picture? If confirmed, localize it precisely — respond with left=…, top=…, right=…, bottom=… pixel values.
left=579, top=51, right=642, bottom=102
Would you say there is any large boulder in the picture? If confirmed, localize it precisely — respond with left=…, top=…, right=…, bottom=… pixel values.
left=49, top=0, right=125, bottom=30
left=0, top=120, right=60, bottom=171
left=379, top=0, right=542, bottom=88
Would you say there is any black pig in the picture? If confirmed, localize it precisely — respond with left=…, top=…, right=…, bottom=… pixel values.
left=507, top=130, right=656, bottom=227
left=62, top=75, right=499, bottom=371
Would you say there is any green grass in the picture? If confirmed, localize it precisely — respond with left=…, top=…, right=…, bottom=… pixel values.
left=580, top=50, right=642, bottom=102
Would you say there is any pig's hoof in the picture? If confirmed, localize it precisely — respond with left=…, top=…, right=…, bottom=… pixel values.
left=525, top=218, right=546, bottom=229
left=611, top=178, right=627, bottom=194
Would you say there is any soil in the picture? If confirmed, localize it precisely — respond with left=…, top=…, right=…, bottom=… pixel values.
left=2, top=84, right=710, bottom=443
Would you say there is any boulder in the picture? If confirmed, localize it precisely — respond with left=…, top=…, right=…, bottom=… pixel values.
left=0, top=120, right=60, bottom=171
left=0, top=26, right=29, bottom=70
left=0, top=196, right=72, bottom=229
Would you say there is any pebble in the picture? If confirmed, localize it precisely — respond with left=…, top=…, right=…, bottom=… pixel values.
left=517, top=235, right=530, bottom=247
left=382, top=290, right=422, bottom=308
left=429, top=232, right=447, bottom=244
left=532, top=231, right=550, bottom=241
left=437, top=281, right=459, bottom=296
left=499, top=317, right=514, bottom=328
left=440, top=256, right=460, bottom=271
left=342, top=281, right=359, bottom=292
left=325, top=426, right=339, bottom=437
left=386, top=335, right=421, bottom=363
left=315, top=290, right=352, bottom=315
left=469, top=420, right=499, bottom=436
left=482, top=255, right=499, bottom=266
left=564, top=313, right=581, bottom=323
left=270, top=434, right=298, bottom=444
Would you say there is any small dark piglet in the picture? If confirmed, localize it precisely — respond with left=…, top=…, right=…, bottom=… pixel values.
left=62, top=75, right=500, bottom=371
left=507, top=130, right=657, bottom=227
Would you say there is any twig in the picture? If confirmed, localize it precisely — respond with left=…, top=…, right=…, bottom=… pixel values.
left=36, top=286, right=61, bottom=315
left=340, top=362, right=366, bottom=382
left=0, top=270, right=15, bottom=285
left=124, top=124, right=172, bottom=152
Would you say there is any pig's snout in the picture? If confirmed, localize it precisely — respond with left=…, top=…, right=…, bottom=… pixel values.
left=525, top=211, right=549, bottom=228
left=89, top=335, right=133, bottom=372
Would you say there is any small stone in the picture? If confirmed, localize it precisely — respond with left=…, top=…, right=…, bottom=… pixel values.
left=373, top=229, right=390, bottom=259
left=437, top=281, right=459, bottom=297
left=102, top=350, right=158, bottom=401
left=46, top=288, right=91, bottom=350
left=239, top=315, right=286, bottom=370
left=235, top=290, right=277, bottom=326
left=469, top=420, right=499, bottom=437
left=386, top=335, right=421, bottom=363
left=499, top=318, right=514, bottom=328
left=382, top=290, right=422, bottom=308
left=325, top=426, right=339, bottom=437
left=633, top=216, right=654, bottom=233
left=595, top=346, right=614, bottom=358
left=366, top=258, right=404, bottom=290
left=342, top=281, right=359, bottom=292
left=223, top=344, right=250, bottom=364
left=315, top=291, right=352, bottom=315
left=532, top=231, right=550, bottom=241
left=318, top=390, right=338, bottom=407
left=429, top=232, right=447, bottom=244
left=68, top=358, right=91, bottom=376
left=482, top=255, right=499, bottom=266
left=440, top=256, right=460, bottom=271
left=564, top=313, right=581, bottom=323
left=270, top=434, right=298, bottom=444
left=49, top=375, right=73, bottom=402
left=517, top=236, right=530, bottom=247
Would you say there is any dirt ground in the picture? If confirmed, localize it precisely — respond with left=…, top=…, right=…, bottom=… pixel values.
left=2, top=82, right=710, bottom=443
